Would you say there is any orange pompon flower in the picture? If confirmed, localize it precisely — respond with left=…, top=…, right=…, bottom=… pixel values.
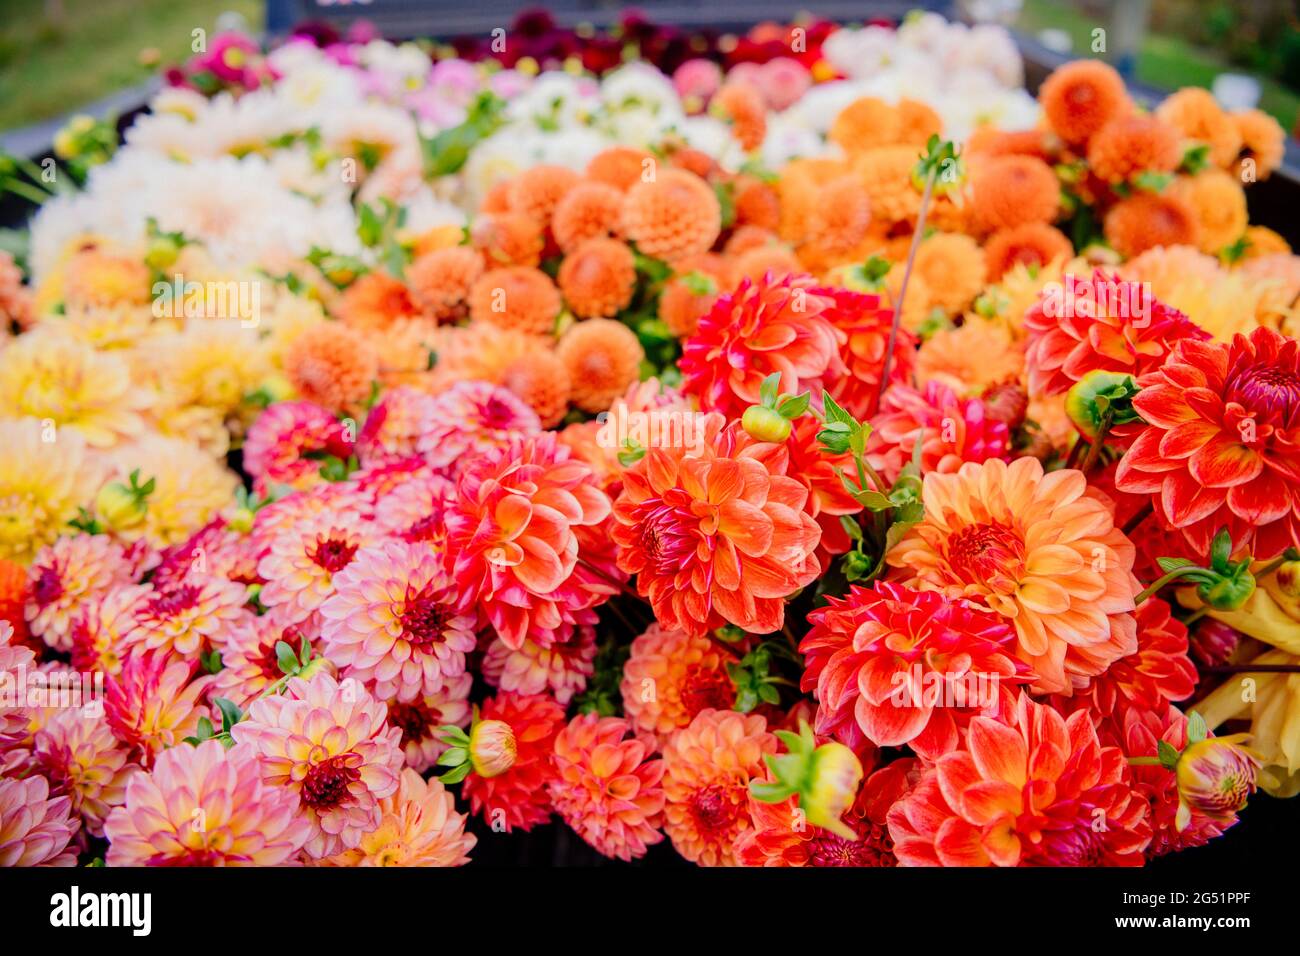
left=612, top=413, right=822, bottom=636
left=733, top=245, right=802, bottom=285
left=713, top=83, right=767, bottom=151
left=406, top=246, right=485, bottom=323
left=1233, top=108, right=1285, bottom=180
left=659, top=253, right=737, bottom=338
left=896, top=98, right=943, bottom=145
left=912, top=232, right=987, bottom=316
left=804, top=176, right=872, bottom=255
left=725, top=224, right=781, bottom=257
left=969, top=155, right=1060, bottom=234
left=984, top=223, right=1073, bottom=280
left=1039, top=58, right=1130, bottom=145
left=917, top=319, right=1025, bottom=397
left=1168, top=170, right=1248, bottom=256
left=460, top=692, right=565, bottom=832
left=557, top=238, right=637, bottom=318
left=506, top=164, right=581, bottom=227
left=1086, top=114, right=1181, bottom=185
left=852, top=146, right=923, bottom=225
left=733, top=176, right=782, bottom=233
left=661, top=709, right=776, bottom=866
left=621, top=169, right=721, bottom=262
left=966, top=126, right=1054, bottom=161
left=499, top=348, right=571, bottom=427
left=337, top=271, right=421, bottom=331
left=551, top=182, right=624, bottom=253
left=887, top=694, right=1151, bottom=866
left=284, top=322, right=379, bottom=412
left=886, top=457, right=1140, bottom=695
left=556, top=318, right=644, bottom=413
left=470, top=211, right=544, bottom=268
left=829, top=97, right=901, bottom=155
left=1156, top=87, right=1242, bottom=168
left=480, top=179, right=512, bottom=213
left=1103, top=191, right=1200, bottom=259
left=586, top=146, right=654, bottom=191
left=620, top=624, right=736, bottom=739
left=468, top=266, right=562, bottom=335
left=548, top=713, right=665, bottom=861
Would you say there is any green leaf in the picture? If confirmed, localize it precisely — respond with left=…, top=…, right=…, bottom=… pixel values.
left=839, top=515, right=864, bottom=543
left=437, top=747, right=468, bottom=768
left=439, top=763, right=471, bottom=785
left=759, top=372, right=781, bottom=409
left=777, top=392, right=810, bottom=420
left=1157, top=739, right=1181, bottom=770
left=213, top=697, right=242, bottom=735
left=1210, top=529, right=1233, bottom=571
left=1157, top=557, right=1197, bottom=574
left=275, top=641, right=300, bottom=676
left=748, top=781, right=796, bottom=803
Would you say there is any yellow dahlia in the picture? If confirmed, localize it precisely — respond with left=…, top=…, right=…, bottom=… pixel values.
left=107, top=436, right=239, bottom=548
left=0, top=418, right=101, bottom=564
left=886, top=457, right=1140, bottom=695
left=31, top=707, right=139, bottom=837
left=620, top=624, right=736, bottom=740
left=912, top=233, right=987, bottom=316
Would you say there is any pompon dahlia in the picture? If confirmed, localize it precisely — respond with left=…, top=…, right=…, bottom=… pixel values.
left=1115, top=327, right=1300, bottom=560
left=984, top=223, right=1073, bottom=281
left=468, top=266, right=562, bottom=335
left=482, top=625, right=597, bottom=705
left=1039, top=58, right=1129, bottom=145
left=506, top=164, right=580, bottom=228
left=680, top=272, right=847, bottom=420
left=31, top=708, right=138, bottom=838
left=257, top=516, right=378, bottom=625
left=337, top=270, right=421, bottom=331
left=801, top=582, right=1032, bottom=758
left=372, top=471, right=456, bottom=547
left=0, top=775, right=79, bottom=866
left=887, top=693, right=1151, bottom=866
left=0, top=417, right=100, bottom=564
left=620, top=169, right=721, bottom=261
left=356, top=386, right=437, bottom=466
left=447, top=432, right=619, bottom=650
left=917, top=319, right=1025, bottom=398
left=1086, top=114, right=1181, bottom=185
left=714, top=82, right=767, bottom=151
left=1233, top=108, right=1286, bottom=180
left=104, top=740, right=310, bottom=866
left=886, top=458, right=1139, bottom=695
left=661, top=708, right=777, bottom=866
left=612, top=413, right=822, bottom=636
left=556, top=317, right=644, bottom=414
left=1156, top=87, right=1242, bottom=168
left=407, top=246, right=485, bottom=323
left=316, top=768, right=475, bottom=867
left=120, top=574, right=250, bottom=661
left=105, top=654, right=212, bottom=766
left=386, top=672, right=472, bottom=772
left=1104, top=191, right=1200, bottom=259
left=866, top=381, right=1010, bottom=485
left=283, top=322, right=380, bottom=413
left=415, top=381, right=541, bottom=475
left=244, top=400, right=354, bottom=495
left=1023, top=270, right=1210, bottom=399
left=735, top=758, right=916, bottom=867
left=26, top=534, right=134, bottom=652
left=551, top=182, right=624, bottom=253
left=620, top=624, right=736, bottom=739
left=557, top=238, right=636, bottom=319
left=913, top=233, right=988, bottom=317
left=232, top=671, right=402, bottom=859
left=587, top=146, right=654, bottom=191
left=320, top=540, right=476, bottom=702
left=1169, top=169, right=1249, bottom=257
left=461, top=692, right=565, bottom=832
left=471, top=211, right=545, bottom=268
left=969, top=155, right=1060, bottom=234
left=548, top=713, right=665, bottom=861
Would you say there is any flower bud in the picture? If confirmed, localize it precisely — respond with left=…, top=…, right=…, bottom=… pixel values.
left=1175, top=735, right=1262, bottom=831
left=1190, top=619, right=1241, bottom=667
left=1199, top=572, right=1255, bottom=611
left=469, top=718, right=517, bottom=778
left=741, top=405, right=792, bottom=443
left=1064, top=370, right=1140, bottom=440
left=801, top=740, right=865, bottom=840
left=95, top=481, right=147, bottom=531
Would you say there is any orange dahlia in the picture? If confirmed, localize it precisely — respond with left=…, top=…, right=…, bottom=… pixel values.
left=969, top=155, right=1060, bottom=234
left=803, top=175, right=872, bottom=255
left=829, top=97, right=901, bottom=155
left=1168, top=170, right=1248, bottom=256
left=661, top=708, right=776, bottom=866
left=612, top=413, right=821, bottom=635
left=337, top=270, right=421, bottom=331
left=620, top=169, right=721, bottom=262
left=548, top=713, right=665, bottom=860
left=1156, top=87, right=1242, bottom=168
left=785, top=415, right=862, bottom=560
left=852, top=146, right=923, bottom=225
left=1233, top=108, right=1285, bottom=179
left=1114, top=326, right=1300, bottom=560
left=1103, top=190, right=1200, bottom=259
left=468, top=266, right=562, bottom=335
left=460, top=692, right=565, bottom=832
left=1086, top=114, right=1181, bottom=185
left=620, top=624, right=736, bottom=739
left=659, top=254, right=736, bottom=338
left=1039, top=58, right=1130, bottom=146
left=733, top=245, right=802, bottom=284
left=984, top=222, right=1073, bottom=280
left=887, top=693, right=1150, bottom=865
left=917, top=319, right=1025, bottom=397
left=866, top=380, right=1011, bottom=485
left=407, top=246, right=485, bottom=323
left=284, top=322, right=379, bottom=412
left=733, top=176, right=782, bottom=233
left=713, top=83, right=767, bottom=151
left=482, top=625, right=596, bottom=704
left=0, top=558, right=30, bottom=649
left=555, top=317, right=644, bottom=413
left=912, top=232, right=987, bottom=316
left=897, top=97, right=943, bottom=144
left=470, top=211, right=544, bottom=268
left=886, top=457, right=1140, bottom=695
left=551, top=182, right=624, bottom=253
left=499, top=349, right=571, bottom=427
left=557, top=238, right=637, bottom=318
left=506, top=164, right=581, bottom=228
left=104, top=739, right=310, bottom=866
left=587, top=146, right=655, bottom=191
left=0, top=775, right=79, bottom=866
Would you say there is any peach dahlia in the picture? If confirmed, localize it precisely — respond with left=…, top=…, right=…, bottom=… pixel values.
left=620, top=623, right=736, bottom=739
left=461, top=692, right=565, bottom=832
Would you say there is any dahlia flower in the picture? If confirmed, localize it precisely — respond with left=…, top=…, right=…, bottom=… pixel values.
left=460, top=692, right=565, bottom=832
left=556, top=317, right=644, bottom=413
left=447, top=432, right=619, bottom=650
left=482, top=625, right=596, bottom=705
left=620, top=169, right=721, bottom=261
left=104, top=740, right=311, bottom=866
left=107, top=435, right=239, bottom=548
left=472, top=211, right=545, bottom=266
left=414, top=380, right=541, bottom=475
left=232, top=671, right=403, bottom=859
left=0, top=626, right=36, bottom=761
left=25, top=534, right=134, bottom=652
left=917, top=319, right=1025, bottom=398
left=802, top=582, right=1032, bottom=758
left=372, top=471, right=456, bottom=547
left=207, top=609, right=314, bottom=709
left=1104, top=191, right=1200, bottom=259
left=316, top=768, right=475, bottom=867
left=612, top=413, right=821, bottom=636
left=500, top=349, right=571, bottom=427
left=507, top=164, right=580, bottom=228
left=549, top=714, right=666, bottom=861
left=620, top=624, right=736, bottom=739
left=983, top=223, right=1073, bottom=280
left=283, top=321, right=380, bottom=412
left=244, top=400, right=354, bottom=495
left=0, top=775, right=79, bottom=866
left=1156, top=87, right=1241, bottom=168
left=105, top=654, right=212, bottom=766
left=1086, top=114, right=1181, bottom=185
left=1039, top=58, right=1129, bottom=145
left=785, top=416, right=861, bottom=560
left=31, top=708, right=139, bottom=837
left=661, top=708, right=776, bottom=867
left=406, top=246, right=484, bottom=323
left=120, top=574, right=250, bottom=661
left=886, top=457, right=1140, bottom=695
left=0, top=558, right=30, bottom=649
left=338, top=270, right=422, bottom=331
left=587, top=145, right=654, bottom=191
left=1169, top=170, right=1249, bottom=256
left=557, top=238, right=636, bottom=318
left=887, top=694, right=1151, bottom=866
left=468, top=266, right=562, bottom=335
left=0, top=418, right=101, bottom=564
left=1115, top=327, right=1300, bottom=560
left=320, top=540, right=476, bottom=701
left=866, top=381, right=1010, bottom=485
left=969, top=155, right=1060, bottom=234
left=257, top=515, right=378, bottom=625
left=385, top=672, right=472, bottom=772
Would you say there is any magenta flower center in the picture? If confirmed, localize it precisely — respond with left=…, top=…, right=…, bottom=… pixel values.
left=387, top=700, right=437, bottom=746
left=309, top=533, right=358, bottom=572
left=946, top=522, right=1025, bottom=585
left=32, top=565, right=64, bottom=607
left=301, top=754, right=361, bottom=810
left=1225, top=363, right=1300, bottom=426
left=400, top=583, right=452, bottom=649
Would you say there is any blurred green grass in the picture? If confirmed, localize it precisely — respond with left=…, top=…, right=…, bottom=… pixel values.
left=0, top=0, right=263, bottom=132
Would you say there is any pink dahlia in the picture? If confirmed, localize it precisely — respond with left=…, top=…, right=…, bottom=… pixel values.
left=120, top=574, right=250, bottom=661
left=548, top=713, right=666, bottom=861
left=26, top=534, right=134, bottom=652
left=151, top=518, right=261, bottom=592
left=461, top=692, right=565, bottom=832
left=866, top=381, right=1010, bottom=485
left=356, top=386, right=438, bottom=465
left=257, top=515, right=379, bottom=624
left=0, top=625, right=37, bottom=762
left=447, top=432, right=620, bottom=650
left=243, top=399, right=354, bottom=495
left=619, top=624, right=736, bottom=739
left=415, top=381, right=541, bottom=475
left=208, top=609, right=314, bottom=709
left=385, top=672, right=473, bottom=772
left=372, top=470, right=456, bottom=548
left=0, top=775, right=79, bottom=866
left=801, top=582, right=1032, bottom=759
left=105, top=654, right=212, bottom=766
left=482, top=625, right=597, bottom=705
left=31, top=708, right=138, bottom=837
left=232, top=671, right=403, bottom=859
left=104, top=739, right=311, bottom=866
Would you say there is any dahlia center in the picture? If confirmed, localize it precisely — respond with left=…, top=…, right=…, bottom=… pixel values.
left=387, top=700, right=437, bottom=746
left=1226, top=364, right=1300, bottom=426
left=301, top=754, right=361, bottom=810
left=32, top=566, right=64, bottom=607
left=309, top=533, right=358, bottom=572
left=640, top=504, right=697, bottom=573
left=689, top=784, right=739, bottom=836
left=809, top=823, right=894, bottom=867
left=146, top=584, right=200, bottom=618
left=400, top=584, right=452, bottom=649
left=946, top=522, right=1026, bottom=588
left=679, top=664, right=734, bottom=716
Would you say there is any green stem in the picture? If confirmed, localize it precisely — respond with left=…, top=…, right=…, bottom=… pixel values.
left=1183, top=606, right=1211, bottom=626
left=1254, top=554, right=1289, bottom=580
left=1127, top=756, right=1165, bottom=767
left=877, top=169, right=934, bottom=407
left=1078, top=407, right=1114, bottom=474
left=1135, top=566, right=1204, bottom=605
